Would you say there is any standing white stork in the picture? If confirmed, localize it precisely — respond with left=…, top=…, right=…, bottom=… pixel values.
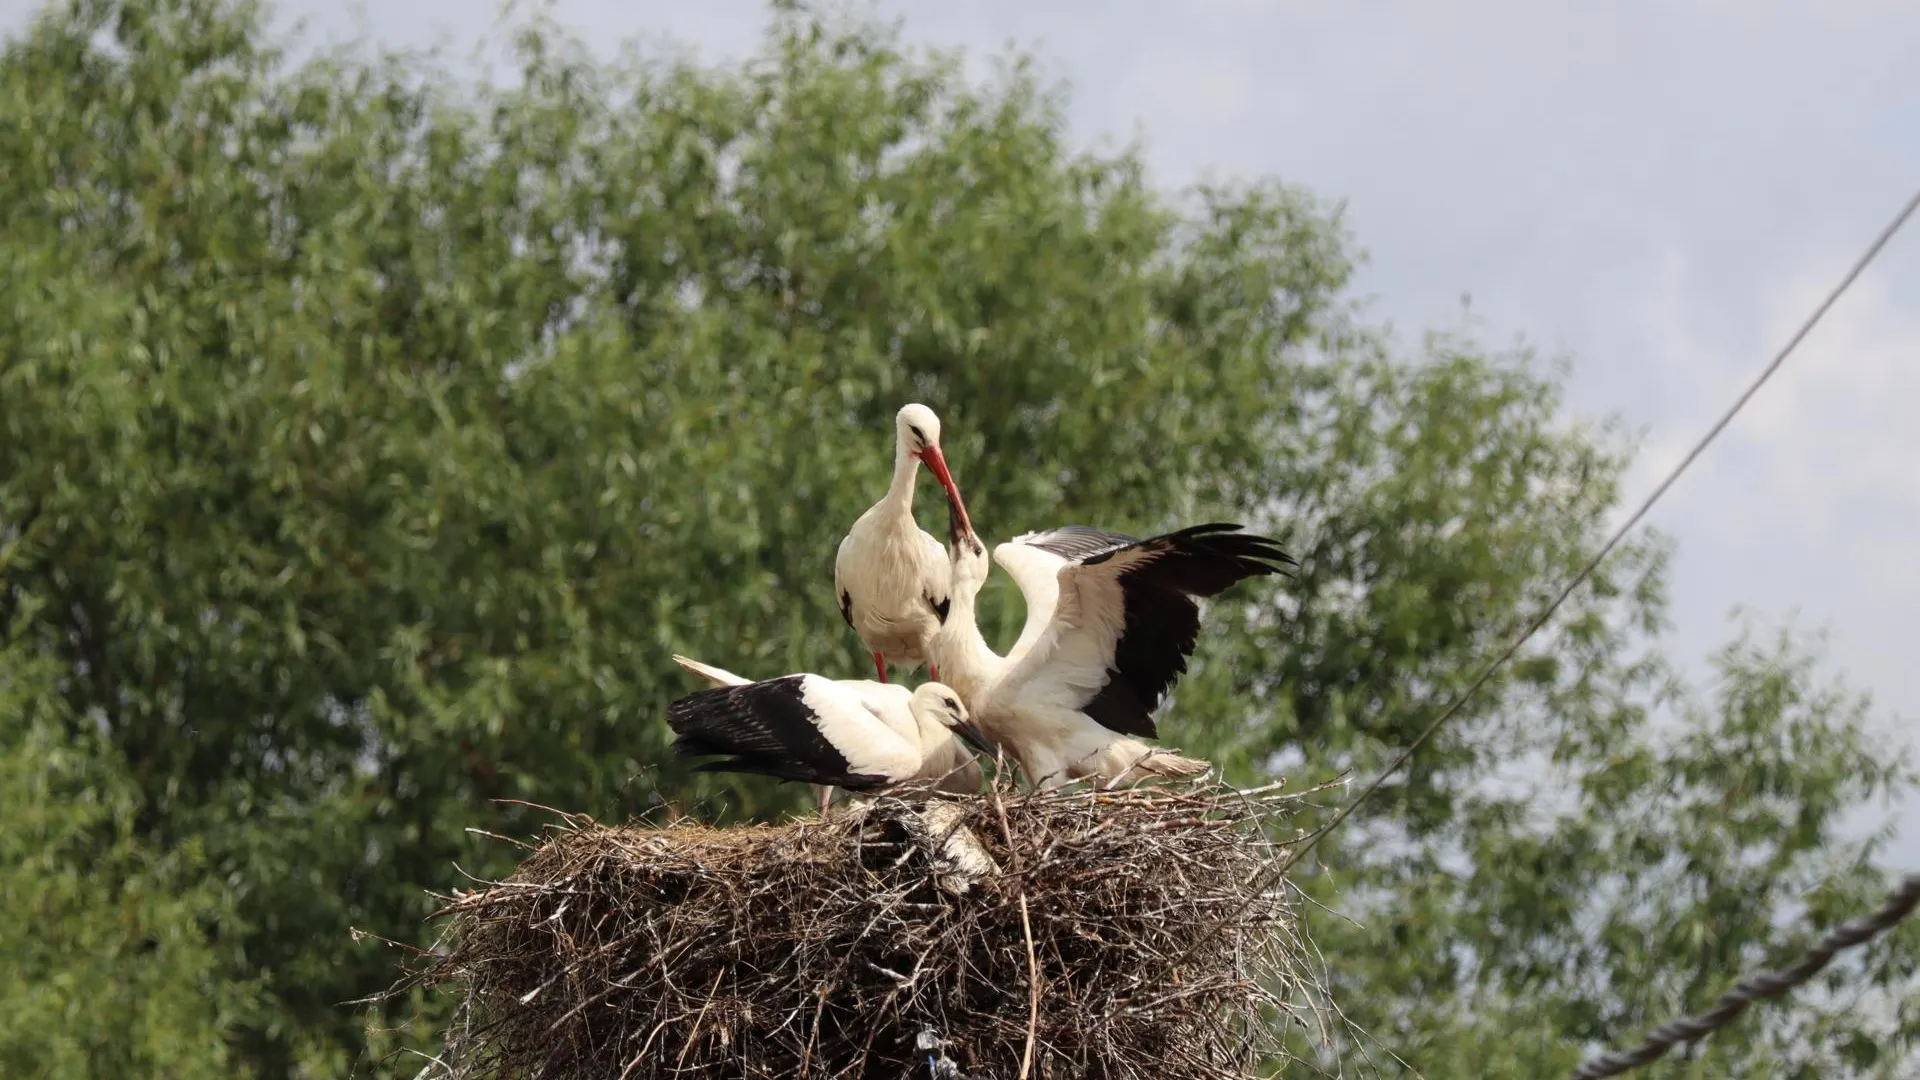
left=667, top=656, right=989, bottom=811
left=928, top=502, right=1294, bottom=787
left=834, top=403, right=975, bottom=686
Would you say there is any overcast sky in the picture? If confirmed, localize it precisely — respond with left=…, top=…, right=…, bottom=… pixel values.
left=6, top=0, right=1916, bottom=864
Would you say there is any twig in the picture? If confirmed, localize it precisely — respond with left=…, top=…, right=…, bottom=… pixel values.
left=674, top=968, right=728, bottom=1073
left=989, top=780, right=1043, bottom=1080
left=464, top=826, right=536, bottom=850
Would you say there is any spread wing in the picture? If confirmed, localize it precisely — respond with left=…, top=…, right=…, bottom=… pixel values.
left=1013, top=525, right=1142, bottom=561
left=995, top=523, right=1295, bottom=739
left=666, top=674, right=918, bottom=789
left=994, top=526, right=1141, bottom=662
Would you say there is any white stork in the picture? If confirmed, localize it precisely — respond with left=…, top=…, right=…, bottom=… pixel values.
left=927, top=504, right=1294, bottom=787
left=834, top=403, right=975, bottom=685
left=673, top=654, right=984, bottom=813
left=666, top=658, right=990, bottom=811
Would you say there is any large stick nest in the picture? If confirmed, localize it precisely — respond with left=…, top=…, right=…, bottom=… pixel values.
left=394, top=776, right=1327, bottom=1079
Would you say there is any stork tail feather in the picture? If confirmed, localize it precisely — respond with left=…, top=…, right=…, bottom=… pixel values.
left=672, top=654, right=752, bottom=687
left=1134, top=750, right=1211, bottom=779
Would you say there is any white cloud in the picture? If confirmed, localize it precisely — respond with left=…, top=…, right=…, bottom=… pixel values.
left=1745, top=267, right=1920, bottom=503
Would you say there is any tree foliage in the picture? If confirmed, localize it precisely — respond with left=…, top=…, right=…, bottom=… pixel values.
left=1, top=0, right=1913, bottom=1075
left=0, top=648, right=258, bottom=1079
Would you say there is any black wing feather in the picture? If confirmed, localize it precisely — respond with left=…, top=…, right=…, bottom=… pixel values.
left=1075, top=523, right=1296, bottom=739
left=666, top=675, right=893, bottom=791
left=838, top=589, right=855, bottom=629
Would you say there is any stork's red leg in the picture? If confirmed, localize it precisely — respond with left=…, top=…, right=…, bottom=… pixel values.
left=929, top=662, right=941, bottom=682
left=816, top=786, right=833, bottom=817
left=872, top=651, right=889, bottom=683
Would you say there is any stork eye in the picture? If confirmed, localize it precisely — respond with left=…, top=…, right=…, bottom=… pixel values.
left=943, top=697, right=959, bottom=712
left=907, top=424, right=927, bottom=447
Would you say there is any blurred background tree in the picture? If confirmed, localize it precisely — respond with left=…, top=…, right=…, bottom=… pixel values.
left=0, top=0, right=1913, bottom=1075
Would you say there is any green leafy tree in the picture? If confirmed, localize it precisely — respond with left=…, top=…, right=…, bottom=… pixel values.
left=0, top=648, right=258, bottom=1079
left=1, top=0, right=1912, bottom=1075
left=1288, top=620, right=1919, bottom=1078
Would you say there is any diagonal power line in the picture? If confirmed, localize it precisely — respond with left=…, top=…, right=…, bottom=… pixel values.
left=1167, top=182, right=1920, bottom=974
left=1569, top=872, right=1920, bottom=1079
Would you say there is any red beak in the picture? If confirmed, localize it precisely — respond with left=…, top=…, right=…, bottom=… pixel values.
left=918, top=445, right=974, bottom=541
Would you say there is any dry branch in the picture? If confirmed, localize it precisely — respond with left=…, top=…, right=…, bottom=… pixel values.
left=388, top=776, right=1324, bottom=1079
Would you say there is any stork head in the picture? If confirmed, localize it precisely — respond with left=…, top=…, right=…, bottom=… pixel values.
left=896, top=403, right=975, bottom=539
left=909, top=682, right=994, bottom=757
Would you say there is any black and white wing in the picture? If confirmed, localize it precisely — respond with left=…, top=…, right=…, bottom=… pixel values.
left=993, top=526, right=1141, bottom=662
left=1011, top=525, right=1142, bottom=562
left=667, top=674, right=919, bottom=790
left=995, top=523, right=1295, bottom=739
